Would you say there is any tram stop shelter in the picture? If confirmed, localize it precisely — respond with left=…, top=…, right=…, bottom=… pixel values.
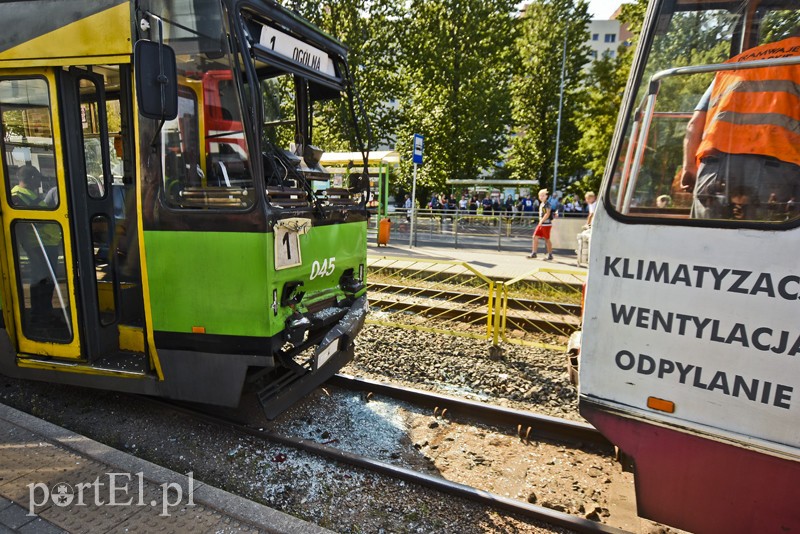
left=320, top=151, right=400, bottom=217
left=445, top=179, right=541, bottom=202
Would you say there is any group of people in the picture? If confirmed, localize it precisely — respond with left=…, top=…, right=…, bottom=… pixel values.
left=407, top=191, right=595, bottom=220
left=401, top=187, right=597, bottom=262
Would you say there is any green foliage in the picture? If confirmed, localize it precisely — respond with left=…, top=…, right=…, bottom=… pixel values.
left=293, top=0, right=515, bottom=197
left=393, top=0, right=516, bottom=194
left=573, top=50, right=628, bottom=194
left=293, top=0, right=404, bottom=153
left=569, top=0, right=645, bottom=195
left=506, top=0, right=590, bottom=190
left=760, top=9, right=800, bottom=43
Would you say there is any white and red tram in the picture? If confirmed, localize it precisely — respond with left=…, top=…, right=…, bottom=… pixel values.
left=577, top=1, right=800, bottom=532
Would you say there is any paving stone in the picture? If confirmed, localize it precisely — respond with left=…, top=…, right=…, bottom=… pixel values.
left=18, top=517, right=68, bottom=534
left=0, top=502, right=35, bottom=529
left=0, top=404, right=331, bottom=534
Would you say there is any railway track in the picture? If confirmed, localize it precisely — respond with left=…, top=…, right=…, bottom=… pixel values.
left=329, top=373, right=612, bottom=451
left=367, top=282, right=581, bottom=334
left=139, top=382, right=623, bottom=534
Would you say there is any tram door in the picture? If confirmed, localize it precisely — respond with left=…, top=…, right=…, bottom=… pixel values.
left=0, top=70, right=81, bottom=359
left=57, top=67, right=123, bottom=362
left=0, top=66, right=136, bottom=362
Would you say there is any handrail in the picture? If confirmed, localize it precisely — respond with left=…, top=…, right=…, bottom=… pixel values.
left=649, top=54, right=800, bottom=83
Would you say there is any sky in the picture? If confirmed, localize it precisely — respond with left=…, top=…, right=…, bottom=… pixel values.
left=588, top=0, right=627, bottom=20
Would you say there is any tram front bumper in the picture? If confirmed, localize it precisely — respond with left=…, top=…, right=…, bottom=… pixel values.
left=314, top=295, right=368, bottom=371
left=258, top=295, right=368, bottom=419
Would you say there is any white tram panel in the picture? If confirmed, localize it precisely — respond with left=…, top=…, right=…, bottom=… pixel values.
left=580, top=207, right=800, bottom=456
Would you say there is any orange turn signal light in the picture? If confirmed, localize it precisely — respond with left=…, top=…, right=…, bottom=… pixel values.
left=647, top=396, right=675, bottom=413
left=191, top=326, right=206, bottom=334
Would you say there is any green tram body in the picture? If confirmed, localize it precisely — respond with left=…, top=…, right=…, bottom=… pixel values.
left=0, top=0, right=369, bottom=417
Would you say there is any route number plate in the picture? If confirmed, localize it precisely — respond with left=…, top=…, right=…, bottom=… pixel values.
left=274, top=226, right=301, bottom=270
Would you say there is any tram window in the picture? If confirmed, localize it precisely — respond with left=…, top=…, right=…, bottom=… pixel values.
left=260, top=74, right=295, bottom=148
left=12, top=220, right=72, bottom=342
left=78, top=78, right=107, bottom=199
left=607, top=4, right=800, bottom=226
left=160, top=80, right=254, bottom=209
left=149, top=4, right=255, bottom=210
left=0, top=78, right=58, bottom=210
left=758, top=10, right=800, bottom=45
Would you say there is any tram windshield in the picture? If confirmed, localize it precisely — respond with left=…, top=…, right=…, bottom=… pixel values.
left=607, top=1, right=800, bottom=225
left=240, top=6, right=359, bottom=206
left=145, top=0, right=255, bottom=209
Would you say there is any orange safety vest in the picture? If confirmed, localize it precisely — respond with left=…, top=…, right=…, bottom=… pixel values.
left=697, top=36, right=800, bottom=165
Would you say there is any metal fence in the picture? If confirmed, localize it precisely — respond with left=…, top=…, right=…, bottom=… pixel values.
left=369, top=209, right=588, bottom=253
left=366, top=256, right=586, bottom=350
left=496, top=269, right=584, bottom=350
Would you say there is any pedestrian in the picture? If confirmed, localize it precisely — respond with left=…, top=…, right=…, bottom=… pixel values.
left=585, top=191, right=596, bottom=226
left=529, top=188, right=554, bottom=260
left=504, top=194, right=514, bottom=215
left=521, top=193, right=535, bottom=225
left=404, top=193, right=412, bottom=222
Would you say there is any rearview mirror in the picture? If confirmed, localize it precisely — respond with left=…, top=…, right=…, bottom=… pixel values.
left=134, top=40, right=178, bottom=120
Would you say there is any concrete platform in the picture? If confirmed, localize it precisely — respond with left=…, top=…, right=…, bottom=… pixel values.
left=0, top=403, right=331, bottom=534
left=368, top=242, right=587, bottom=281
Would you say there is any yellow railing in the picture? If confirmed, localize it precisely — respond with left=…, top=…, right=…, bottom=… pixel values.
left=367, top=256, right=495, bottom=341
left=495, top=268, right=585, bottom=350
left=366, top=256, right=586, bottom=349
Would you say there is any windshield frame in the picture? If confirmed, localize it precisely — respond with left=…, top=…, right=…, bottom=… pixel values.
left=601, top=0, right=800, bottom=230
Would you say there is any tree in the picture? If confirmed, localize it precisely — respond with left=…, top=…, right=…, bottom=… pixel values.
left=292, top=0, right=405, bottom=153
left=507, top=0, right=590, bottom=191
left=573, top=0, right=643, bottom=194
left=573, top=50, right=629, bottom=194
left=393, top=0, right=516, bottom=194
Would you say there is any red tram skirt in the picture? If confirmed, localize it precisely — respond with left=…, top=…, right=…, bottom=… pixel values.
left=581, top=403, right=800, bottom=534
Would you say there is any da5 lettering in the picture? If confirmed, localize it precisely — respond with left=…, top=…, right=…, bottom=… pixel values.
left=310, top=257, right=336, bottom=279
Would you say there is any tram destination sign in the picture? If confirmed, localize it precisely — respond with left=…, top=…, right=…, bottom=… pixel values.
left=258, top=23, right=336, bottom=78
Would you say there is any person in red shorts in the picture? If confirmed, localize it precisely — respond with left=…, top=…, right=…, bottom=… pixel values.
left=529, top=188, right=554, bottom=260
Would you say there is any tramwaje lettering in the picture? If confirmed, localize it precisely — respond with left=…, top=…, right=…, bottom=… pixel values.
left=614, top=350, right=793, bottom=409
left=603, top=256, right=800, bottom=302
left=610, top=302, right=800, bottom=356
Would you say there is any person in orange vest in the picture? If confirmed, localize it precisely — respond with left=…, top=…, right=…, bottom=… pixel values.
left=681, top=31, right=800, bottom=220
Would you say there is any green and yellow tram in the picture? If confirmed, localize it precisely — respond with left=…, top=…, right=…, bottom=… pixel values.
left=0, top=0, right=369, bottom=417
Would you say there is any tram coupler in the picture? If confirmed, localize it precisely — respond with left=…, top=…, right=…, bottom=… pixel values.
left=284, top=312, right=311, bottom=345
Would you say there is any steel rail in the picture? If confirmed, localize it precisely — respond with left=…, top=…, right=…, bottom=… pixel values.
left=144, top=397, right=627, bottom=534
left=330, top=374, right=612, bottom=452
left=367, top=298, right=580, bottom=335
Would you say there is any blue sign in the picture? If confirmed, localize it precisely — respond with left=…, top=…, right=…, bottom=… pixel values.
left=412, top=133, right=424, bottom=165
